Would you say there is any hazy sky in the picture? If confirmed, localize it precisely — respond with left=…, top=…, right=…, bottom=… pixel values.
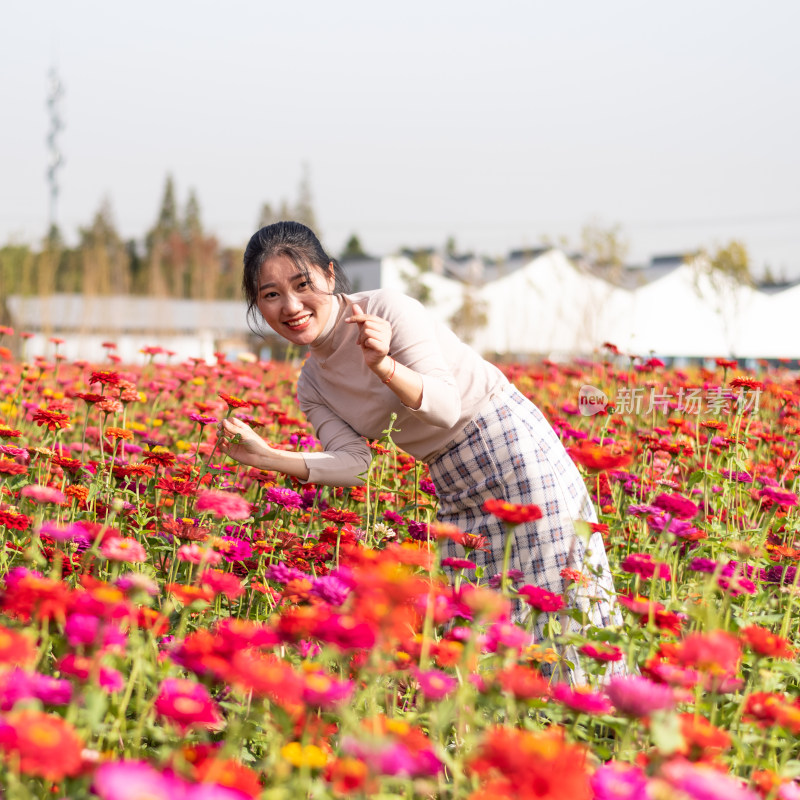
left=3, top=1, right=799, bottom=276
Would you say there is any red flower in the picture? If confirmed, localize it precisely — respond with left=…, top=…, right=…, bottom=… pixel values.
left=482, top=499, right=543, bottom=525
left=219, top=392, right=250, bottom=409
left=31, top=408, right=71, bottom=431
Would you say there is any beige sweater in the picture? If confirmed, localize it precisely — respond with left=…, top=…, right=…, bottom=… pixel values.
left=298, top=289, right=507, bottom=486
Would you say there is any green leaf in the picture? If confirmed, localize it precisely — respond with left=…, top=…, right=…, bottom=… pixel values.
left=649, top=711, right=683, bottom=755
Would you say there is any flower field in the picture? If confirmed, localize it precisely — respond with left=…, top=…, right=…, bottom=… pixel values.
left=1, top=331, right=799, bottom=800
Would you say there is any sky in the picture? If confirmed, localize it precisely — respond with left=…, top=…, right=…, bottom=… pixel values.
left=2, top=0, right=799, bottom=278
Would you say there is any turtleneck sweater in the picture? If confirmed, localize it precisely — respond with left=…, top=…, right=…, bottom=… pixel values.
left=297, top=288, right=507, bottom=486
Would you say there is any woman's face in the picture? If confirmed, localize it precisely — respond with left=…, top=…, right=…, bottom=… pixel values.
left=256, top=254, right=336, bottom=345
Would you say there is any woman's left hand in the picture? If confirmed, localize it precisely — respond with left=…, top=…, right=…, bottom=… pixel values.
left=345, top=303, right=393, bottom=370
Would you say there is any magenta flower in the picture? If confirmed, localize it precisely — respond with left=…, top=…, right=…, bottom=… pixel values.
left=196, top=489, right=251, bottom=520
left=653, top=492, right=699, bottom=520
left=301, top=672, right=355, bottom=709
left=590, top=761, right=649, bottom=800
left=93, top=760, right=181, bottom=800
left=441, top=557, right=477, bottom=570
left=310, top=575, right=351, bottom=606
left=265, top=486, right=302, bottom=509
left=413, top=668, right=458, bottom=700
left=606, top=675, right=676, bottom=717
left=757, top=486, right=798, bottom=508
left=0, top=668, right=72, bottom=711
left=518, top=584, right=565, bottom=612
left=621, top=552, right=672, bottom=580
left=552, top=683, right=613, bottom=715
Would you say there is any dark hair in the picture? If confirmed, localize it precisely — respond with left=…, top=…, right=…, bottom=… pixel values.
left=242, top=221, right=350, bottom=333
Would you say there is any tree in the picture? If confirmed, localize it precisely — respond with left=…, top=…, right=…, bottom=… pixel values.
left=449, top=286, right=488, bottom=345
left=580, top=220, right=628, bottom=278
left=690, top=239, right=753, bottom=355
left=77, top=198, right=131, bottom=295
left=341, top=234, right=367, bottom=260
left=294, top=163, right=317, bottom=231
left=257, top=203, right=276, bottom=230
left=183, top=189, right=203, bottom=238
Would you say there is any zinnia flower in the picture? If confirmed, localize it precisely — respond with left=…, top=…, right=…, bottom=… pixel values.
left=21, top=484, right=66, bottom=505
left=0, top=709, right=83, bottom=780
left=605, top=675, right=676, bottom=717
left=265, top=486, right=303, bottom=509
left=154, top=678, right=221, bottom=732
left=552, top=683, right=613, bottom=715
left=518, top=584, right=565, bottom=612
left=100, top=537, right=147, bottom=563
left=413, top=668, right=458, bottom=700
left=482, top=498, right=543, bottom=524
left=196, top=489, right=251, bottom=520
left=590, top=761, right=649, bottom=800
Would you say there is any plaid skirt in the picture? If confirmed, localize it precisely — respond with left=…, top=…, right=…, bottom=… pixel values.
left=429, top=383, right=622, bottom=638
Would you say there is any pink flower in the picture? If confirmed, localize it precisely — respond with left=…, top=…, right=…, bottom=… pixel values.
left=301, top=672, right=355, bottom=709
left=177, top=544, right=222, bottom=566
left=606, top=675, right=676, bottom=717
left=154, top=678, right=221, bottom=732
left=21, top=484, right=66, bottom=505
left=413, top=668, right=458, bottom=700
left=100, top=537, right=147, bottom=563
left=660, top=758, right=760, bottom=800
left=552, top=683, right=613, bottom=715
left=93, top=760, right=246, bottom=800
left=196, top=489, right=251, bottom=520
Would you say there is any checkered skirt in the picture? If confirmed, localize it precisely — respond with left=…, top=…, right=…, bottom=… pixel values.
left=429, top=383, right=622, bottom=637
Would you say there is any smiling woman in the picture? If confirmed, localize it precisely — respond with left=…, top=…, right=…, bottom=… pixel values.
left=218, top=221, right=622, bottom=643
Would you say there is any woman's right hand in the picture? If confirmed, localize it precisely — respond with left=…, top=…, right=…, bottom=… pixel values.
left=217, top=417, right=273, bottom=469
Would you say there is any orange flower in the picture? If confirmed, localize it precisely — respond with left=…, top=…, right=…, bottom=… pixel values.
left=482, top=499, right=543, bottom=524
left=677, top=713, right=731, bottom=760
left=105, top=426, right=134, bottom=441
left=469, top=726, right=591, bottom=800
left=740, top=625, right=795, bottom=659
left=0, top=624, right=35, bottom=666
left=0, top=710, right=83, bottom=781
left=567, top=441, right=633, bottom=472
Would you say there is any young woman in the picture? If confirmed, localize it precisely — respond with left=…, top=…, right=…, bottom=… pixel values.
left=218, top=221, right=620, bottom=634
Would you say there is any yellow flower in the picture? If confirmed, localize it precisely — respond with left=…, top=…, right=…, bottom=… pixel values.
left=280, top=742, right=328, bottom=769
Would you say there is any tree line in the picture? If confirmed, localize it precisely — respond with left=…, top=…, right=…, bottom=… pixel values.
left=0, top=174, right=321, bottom=303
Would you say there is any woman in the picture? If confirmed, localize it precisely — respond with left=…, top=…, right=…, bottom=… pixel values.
left=218, top=221, right=620, bottom=635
